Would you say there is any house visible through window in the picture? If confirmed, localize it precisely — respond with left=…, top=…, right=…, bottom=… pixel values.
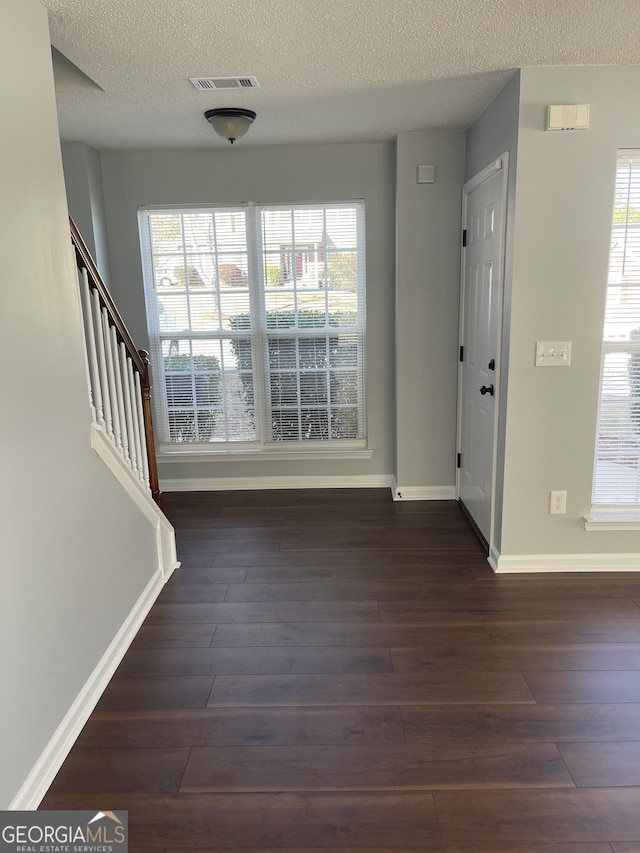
left=138, top=202, right=366, bottom=450
left=593, top=151, right=640, bottom=505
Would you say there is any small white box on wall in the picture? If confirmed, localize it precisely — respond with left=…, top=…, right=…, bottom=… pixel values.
left=546, top=104, right=590, bottom=132
left=416, top=164, right=435, bottom=184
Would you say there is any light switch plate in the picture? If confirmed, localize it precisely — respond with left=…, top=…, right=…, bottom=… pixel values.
left=536, top=341, right=572, bottom=366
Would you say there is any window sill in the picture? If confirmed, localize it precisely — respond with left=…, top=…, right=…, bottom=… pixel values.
left=584, top=509, right=640, bottom=531
left=158, top=444, right=374, bottom=463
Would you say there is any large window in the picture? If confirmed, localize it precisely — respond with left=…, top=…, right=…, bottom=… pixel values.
left=593, top=151, right=640, bottom=505
left=138, top=202, right=366, bottom=451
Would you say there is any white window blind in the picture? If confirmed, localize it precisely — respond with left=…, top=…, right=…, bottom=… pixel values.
left=593, top=151, right=640, bottom=505
left=138, top=202, right=366, bottom=450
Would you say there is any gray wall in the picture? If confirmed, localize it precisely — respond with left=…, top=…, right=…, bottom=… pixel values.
left=465, top=71, right=520, bottom=550
left=465, top=65, right=640, bottom=559
left=395, top=131, right=466, bottom=490
left=1, top=0, right=160, bottom=807
left=61, top=141, right=111, bottom=283
left=101, top=143, right=397, bottom=483
left=465, top=71, right=520, bottom=182
left=502, top=65, right=640, bottom=556
left=100, top=139, right=468, bottom=489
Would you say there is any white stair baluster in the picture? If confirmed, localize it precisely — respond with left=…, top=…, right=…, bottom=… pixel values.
left=76, top=267, right=96, bottom=423
left=91, top=288, right=113, bottom=440
left=134, top=370, right=151, bottom=491
left=103, top=309, right=123, bottom=454
left=72, top=221, right=161, bottom=506
left=119, top=342, right=138, bottom=479
left=112, top=329, right=130, bottom=464
left=80, top=269, right=104, bottom=427
left=127, top=356, right=145, bottom=484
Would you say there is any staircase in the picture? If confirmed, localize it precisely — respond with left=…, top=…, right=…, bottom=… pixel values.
left=71, top=216, right=162, bottom=507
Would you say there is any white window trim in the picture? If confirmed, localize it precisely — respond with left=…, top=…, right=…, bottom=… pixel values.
left=158, top=444, right=374, bottom=463
left=139, top=201, right=368, bottom=455
left=584, top=507, right=640, bottom=531
left=589, top=150, right=640, bottom=522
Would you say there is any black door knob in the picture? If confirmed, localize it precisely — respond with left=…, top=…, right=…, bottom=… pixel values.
left=480, top=384, right=494, bottom=396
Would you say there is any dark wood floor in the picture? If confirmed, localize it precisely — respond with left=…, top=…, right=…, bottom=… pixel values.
left=41, top=488, right=640, bottom=852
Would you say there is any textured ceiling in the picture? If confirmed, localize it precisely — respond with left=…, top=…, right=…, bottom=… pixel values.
left=42, top=0, right=640, bottom=149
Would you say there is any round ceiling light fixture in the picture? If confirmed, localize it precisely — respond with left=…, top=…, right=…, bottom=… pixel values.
left=204, top=108, right=256, bottom=144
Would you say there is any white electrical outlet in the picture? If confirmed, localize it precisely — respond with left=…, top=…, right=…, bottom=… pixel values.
left=550, top=490, right=567, bottom=514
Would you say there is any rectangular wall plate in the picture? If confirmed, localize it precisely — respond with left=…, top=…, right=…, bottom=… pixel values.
left=546, top=104, right=590, bottom=131
left=535, top=341, right=572, bottom=366
left=550, top=490, right=567, bottom=514
left=417, top=165, right=435, bottom=184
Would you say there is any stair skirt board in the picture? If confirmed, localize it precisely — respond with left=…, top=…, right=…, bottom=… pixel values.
left=9, top=567, right=167, bottom=809
left=8, top=425, right=181, bottom=809
left=93, top=423, right=179, bottom=579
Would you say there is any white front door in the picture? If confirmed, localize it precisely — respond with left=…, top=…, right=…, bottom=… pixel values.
left=457, top=157, right=507, bottom=544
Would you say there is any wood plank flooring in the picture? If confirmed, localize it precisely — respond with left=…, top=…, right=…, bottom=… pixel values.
left=40, top=488, right=640, bottom=851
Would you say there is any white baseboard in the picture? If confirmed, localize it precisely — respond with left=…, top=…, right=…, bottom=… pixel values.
left=488, top=544, right=501, bottom=572
left=161, top=474, right=394, bottom=492
left=7, top=426, right=182, bottom=809
left=391, top=479, right=456, bottom=501
left=9, top=568, right=166, bottom=810
left=491, top=549, right=640, bottom=573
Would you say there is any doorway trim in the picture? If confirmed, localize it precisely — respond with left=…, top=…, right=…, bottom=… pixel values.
left=455, top=153, right=509, bottom=557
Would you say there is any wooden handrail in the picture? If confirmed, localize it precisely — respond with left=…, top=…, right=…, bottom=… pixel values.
left=70, top=216, right=163, bottom=508
left=70, top=218, right=147, bottom=377
left=138, top=348, right=162, bottom=509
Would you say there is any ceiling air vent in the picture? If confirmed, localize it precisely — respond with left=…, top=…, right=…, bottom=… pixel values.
left=189, top=77, right=259, bottom=91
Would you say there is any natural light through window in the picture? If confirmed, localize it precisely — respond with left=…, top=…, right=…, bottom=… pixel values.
left=138, top=202, right=366, bottom=452
left=593, top=151, right=640, bottom=507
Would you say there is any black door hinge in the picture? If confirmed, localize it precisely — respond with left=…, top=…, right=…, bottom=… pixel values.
left=457, top=453, right=461, bottom=468
left=462, top=229, right=467, bottom=247
left=459, top=345, right=464, bottom=362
